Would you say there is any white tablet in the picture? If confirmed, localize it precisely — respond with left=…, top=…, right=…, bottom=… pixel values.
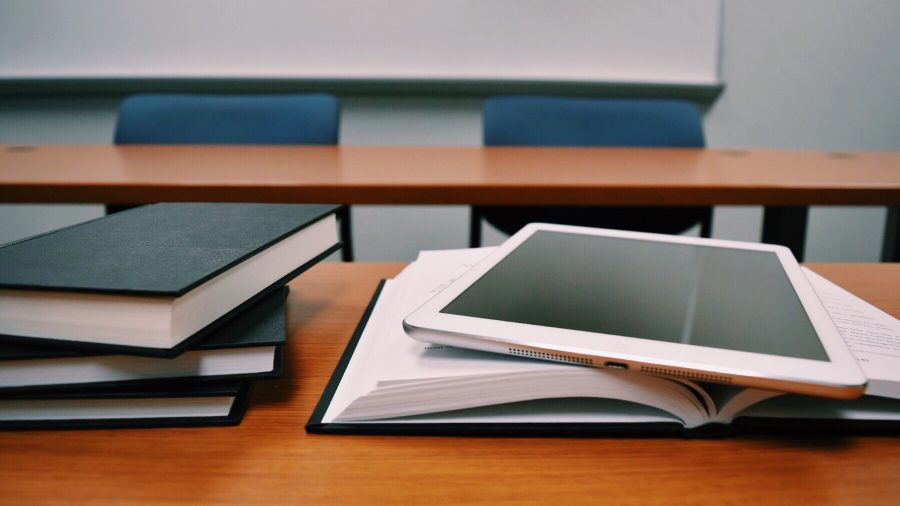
left=404, top=224, right=867, bottom=400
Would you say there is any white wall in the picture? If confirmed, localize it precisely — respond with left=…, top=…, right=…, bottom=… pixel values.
left=0, top=98, right=118, bottom=247
left=705, top=0, right=900, bottom=261
left=2, top=0, right=899, bottom=261
left=0, top=0, right=721, bottom=86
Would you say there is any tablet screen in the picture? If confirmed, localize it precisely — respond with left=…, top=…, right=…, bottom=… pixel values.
left=441, top=231, right=829, bottom=361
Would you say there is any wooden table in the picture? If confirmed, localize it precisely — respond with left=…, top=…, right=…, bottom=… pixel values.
left=1, top=262, right=899, bottom=505
left=2, top=144, right=900, bottom=259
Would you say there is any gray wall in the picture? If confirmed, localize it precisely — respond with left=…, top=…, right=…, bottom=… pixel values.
left=2, top=0, right=899, bottom=261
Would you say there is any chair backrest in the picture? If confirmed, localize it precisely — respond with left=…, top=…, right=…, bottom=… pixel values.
left=483, top=96, right=704, bottom=148
left=114, top=94, right=340, bottom=145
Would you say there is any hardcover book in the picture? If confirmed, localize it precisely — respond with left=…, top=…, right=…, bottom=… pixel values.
left=307, top=249, right=900, bottom=437
left=0, top=203, right=340, bottom=356
left=0, top=287, right=288, bottom=391
left=0, top=379, right=253, bottom=430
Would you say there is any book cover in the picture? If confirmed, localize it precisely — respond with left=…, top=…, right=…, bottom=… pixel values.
left=0, top=203, right=338, bottom=295
left=0, top=203, right=340, bottom=355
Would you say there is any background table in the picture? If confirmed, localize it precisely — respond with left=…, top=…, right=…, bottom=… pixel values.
left=1, top=262, right=899, bottom=505
left=2, top=145, right=899, bottom=259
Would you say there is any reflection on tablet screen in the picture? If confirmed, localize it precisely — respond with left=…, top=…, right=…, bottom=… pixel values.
left=441, top=231, right=829, bottom=361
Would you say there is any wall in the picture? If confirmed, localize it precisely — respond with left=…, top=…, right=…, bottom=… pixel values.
left=0, top=0, right=722, bottom=86
left=2, top=0, right=899, bottom=261
left=705, top=0, right=900, bottom=261
left=0, top=97, right=120, bottom=246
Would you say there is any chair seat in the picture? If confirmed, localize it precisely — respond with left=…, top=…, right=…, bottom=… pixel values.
left=471, top=96, right=710, bottom=247
left=479, top=205, right=711, bottom=237
left=109, top=93, right=353, bottom=261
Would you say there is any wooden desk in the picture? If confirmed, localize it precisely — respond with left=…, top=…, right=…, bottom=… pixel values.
left=2, top=145, right=899, bottom=259
left=1, top=262, right=899, bottom=505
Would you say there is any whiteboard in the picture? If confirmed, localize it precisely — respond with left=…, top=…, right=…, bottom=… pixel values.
left=0, top=0, right=721, bottom=87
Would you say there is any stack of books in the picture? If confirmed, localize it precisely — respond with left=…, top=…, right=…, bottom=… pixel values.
left=0, top=203, right=341, bottom=429
left=308, top=247, right=900, bottom=437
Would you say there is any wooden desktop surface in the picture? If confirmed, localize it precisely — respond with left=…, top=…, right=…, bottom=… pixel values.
left=2, top=144, right=899, bottom=205
left=1, top=262, right=899, bottom=505
left=5, top=144, right=900, bottom=260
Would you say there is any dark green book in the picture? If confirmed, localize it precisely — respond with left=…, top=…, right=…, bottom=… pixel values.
left=0, top=203, right=339, bottom=356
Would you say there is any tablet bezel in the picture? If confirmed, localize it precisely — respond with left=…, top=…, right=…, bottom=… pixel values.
left=404, top=224, right=867, bottom=399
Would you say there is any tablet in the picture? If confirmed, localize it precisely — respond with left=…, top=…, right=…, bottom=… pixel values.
left=404, top=224, right=867, bottom=400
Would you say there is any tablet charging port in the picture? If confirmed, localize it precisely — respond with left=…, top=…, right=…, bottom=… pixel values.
left=604, top=362, right=629, bottom=370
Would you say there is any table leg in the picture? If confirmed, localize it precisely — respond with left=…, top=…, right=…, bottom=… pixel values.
left=883, top=207, right=899, bottom=262
left=762, top=206, right=809, bottom=261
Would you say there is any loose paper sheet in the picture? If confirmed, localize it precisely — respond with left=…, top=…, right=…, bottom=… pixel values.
left=803, top=268, right=900, bottom=399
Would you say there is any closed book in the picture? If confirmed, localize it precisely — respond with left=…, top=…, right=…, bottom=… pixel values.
left=0, top=287, right=288, bottom=391
left=307, top=249, right=900, bottom=437
left=0, top=203, right=340, bottom=356
left=0, top=380, right=253, bottom=430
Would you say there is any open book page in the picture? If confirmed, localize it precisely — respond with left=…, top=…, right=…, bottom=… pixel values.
left=320, top=276, right=404, bottom=424
left=338, top=366, right=712, bottom=428
left=703, top=384, right=785, bottom=423
left=324, top=248, right=714, bottom=428
left=376, top=398, right=690, bottom=425
left=803, top=267, right=900, bottom=399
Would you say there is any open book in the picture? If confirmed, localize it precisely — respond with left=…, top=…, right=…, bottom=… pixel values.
left=307, top=248, right=900, bottom=436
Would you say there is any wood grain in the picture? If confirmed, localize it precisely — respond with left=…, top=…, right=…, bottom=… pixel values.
left=1, top=262, right=899, bottom=505
left=2, top=145, right=899, bottom=205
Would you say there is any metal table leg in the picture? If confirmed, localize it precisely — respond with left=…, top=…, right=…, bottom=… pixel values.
left=762, top=206, right=809, bottom=261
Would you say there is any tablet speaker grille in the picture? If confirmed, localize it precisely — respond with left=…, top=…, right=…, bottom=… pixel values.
left=508, top=348, right=593, bottom=366
left=640, top=365, right=732, bottom=384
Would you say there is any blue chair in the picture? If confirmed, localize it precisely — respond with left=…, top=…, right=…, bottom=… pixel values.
left=111, top=93, right=353, bottom=261
left=471, top=96, right=711, bottom=247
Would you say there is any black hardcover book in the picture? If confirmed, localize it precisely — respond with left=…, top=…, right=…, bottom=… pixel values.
left=0, top=203, right=340, bottom=356
left=307, top=275, right=900, bottom=438
left=0, top=287, right=289, bottom=392
left=0, top=380, right=254, bottom=430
